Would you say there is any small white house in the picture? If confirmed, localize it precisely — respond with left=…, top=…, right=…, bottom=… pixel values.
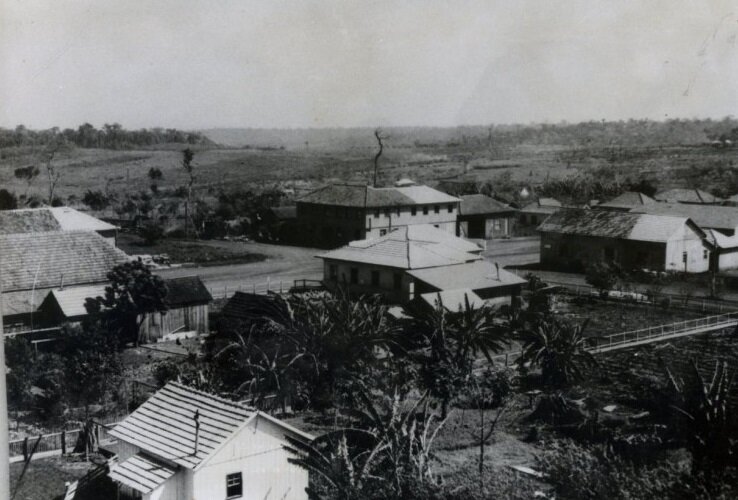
left=108, top=382, right=313, bottom=500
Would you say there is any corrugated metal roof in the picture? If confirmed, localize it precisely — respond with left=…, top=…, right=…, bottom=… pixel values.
left=109, top=382, right=253, bottom=469
left=109, top=453, right=177, bottom=494
left=408, top=261, right=526, bottom=291
left=163, top=276, right=213, bottom=306
left=420, top=289, right=485, bottom=311
left=654, top=188, right=721, bottom=204
left=459, top=194, right=516, bottom=216
left=298, top=184, right=459, bottom=208
left=46, top=285, right=107, bottom=318
left=631, top=203, right=738, bottom=232
left=319, top=225, right=481, bottom=269
left=538, top=209, right=691, bottom=242
left=0, top=207, right=117, bottom=235
left=0, top=231, right=131, bottom=292
left=598, top=191, right=656, bottom=209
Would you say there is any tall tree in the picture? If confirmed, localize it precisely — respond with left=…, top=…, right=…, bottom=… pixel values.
left=182, top=148, right=196, bottom=237
left=85, top=261, right=168, bottom=346
left=372, top=129, right=386, bottom=187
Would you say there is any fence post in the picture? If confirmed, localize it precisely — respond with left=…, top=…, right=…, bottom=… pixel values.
left=23, top=437, right=28, bottom=461
left=61, top=430, right=66, bottom=455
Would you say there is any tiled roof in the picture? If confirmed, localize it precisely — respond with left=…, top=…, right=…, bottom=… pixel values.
left=299, top=184, right=459, bottom=208
left=0, top=231, right=130, bottom=292
left=109, top=453, right=177, bottom=494
left=654, top=188, right=721, bottom=204
left=539, top=209, right=694, bottom=242
left=220, top=292, right=281, bottom=321
left=318, top=225, right=482, bottom=270
left=459, top=194, right=516, bottom=216
left=0, top=207, right=117, bottom=235
left=407, top=261, right=526, bottom=291
left=163, top=276, right=212, bottom=306
left=598, top=192, right=656, bottom=209
left=109, top=382, right=253, bottom=469
left=630, top=203, right=738, bottom=232
left=1, top=289, right=48, bottom=317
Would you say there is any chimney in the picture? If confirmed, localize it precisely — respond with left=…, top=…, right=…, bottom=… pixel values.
left=495, top=263, right=500, bottom=280
left=193, top=409, right=200, bottom=456
left=59, top=274, right=64, bottom=291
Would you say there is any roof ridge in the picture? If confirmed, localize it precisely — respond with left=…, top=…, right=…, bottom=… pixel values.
left=166, top=382, right=253, bottom=411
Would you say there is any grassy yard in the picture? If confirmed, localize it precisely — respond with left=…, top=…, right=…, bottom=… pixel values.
left=118, top=232, right=268, bottom=265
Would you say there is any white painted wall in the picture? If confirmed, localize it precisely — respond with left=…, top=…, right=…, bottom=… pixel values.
left=192, top=415, right=309, bottom=500
left=364, top=203, right=458, bottom=238
left=664, top=225, right=710, bottom=273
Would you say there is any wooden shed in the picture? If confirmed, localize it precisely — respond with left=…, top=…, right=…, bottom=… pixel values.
left=139, top=276, right=213, bottom=342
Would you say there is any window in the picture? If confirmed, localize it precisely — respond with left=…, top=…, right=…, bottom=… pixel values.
left=423, top=206, right=429, bottom=215
left=379, top=229, right=387, bottom=236
left=371, top=270, right=380, bottom=286
left=350, top=267, right=358, bottom=284
left=411, top=207, right=417, bottom=216
left=434, top=224, right=439, bottom=228
left=434, top=205, right=440, bottom=214
left=703, top=249, right=709, bottom=259
left=493, top=219, right=501, bottom=230
left=385, top=208, right=391, bottom=217
left=226, top=473, right=243, bottom=499
left=447, top=204, right=454, bottom=213
left=374, top=209, right=380, bottom=218
left=396, top=207, right=401, bottom=216
left=682, top=252, right=688, bottom=263
left=393, top=272, right=402, bottom=290
left=329, top=264, right=337, bottom=279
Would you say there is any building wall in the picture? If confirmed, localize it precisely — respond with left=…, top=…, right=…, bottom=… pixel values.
left=540, top=229, right=709, bottom=273
left=458, top=214, right=516, bottom=239
left=139, top=304, right=209, bottom=342
left=717, top=248, right=738, bottom=270
left=297, top=202, right=459, bottom=248
left=193, top=416, right=308, bottom=500
left=322, top=259, right=412, bottom=303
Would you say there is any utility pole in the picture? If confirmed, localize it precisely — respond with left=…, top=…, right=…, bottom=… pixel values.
left=0, top=270, right=10, bottom=500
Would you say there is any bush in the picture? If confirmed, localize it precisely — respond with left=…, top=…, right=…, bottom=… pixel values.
left=586, top=262, right=618, bottom=297
left=140, top=221, right=165, bottom=245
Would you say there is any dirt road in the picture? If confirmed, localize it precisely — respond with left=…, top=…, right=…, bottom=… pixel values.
left=156, top=242, right=324, bottom=297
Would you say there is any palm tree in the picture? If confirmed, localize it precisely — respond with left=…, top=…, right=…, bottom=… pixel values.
left=518, top=318, right=596, bottom=388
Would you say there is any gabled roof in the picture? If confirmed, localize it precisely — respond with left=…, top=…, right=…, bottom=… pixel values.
left=220, top=292, right=281, bottom=321
left=298, top=184, right=459, bottom=208
left=630, top=203, right=738, bottom=232
left=705, top=229, right=738, bottom=250
left=598, top=191, right=656, bottom=209
left=407, top=261, right=526, bottom=292
left=318, top=225, right=482, bottom=270
left=459, top=194, right=516, bottom=216
left=163, top=276, right=212, bottom=306
left=654, top=188, right=721, bottom=204
left=109, top=382, right=253, bottom=469
left=539, top=209, right=700, bottom=242
left=0, top=206, right=117, bottom=235
left=0, top=231, right=130, bottom=293
left=520, top=198, right=562, bottom=214
left=44, top=285, right=106, bottom=318
left=109, top=453, right=177, bottom=494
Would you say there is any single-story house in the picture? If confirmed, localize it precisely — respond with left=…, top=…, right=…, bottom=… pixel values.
left=519, top=198, right=562, bottom=226
left=457, top=194, right=517, bottom=238
left=108, top=382, right=313, bottom=500
left=0, top=206, right=119, bottom=246
left=704, top=229, right=738, bottom=271
left=597, top=192, right=656, bottom=211
left=0, top=231, right=131, bottom=334
left=654, top=188, right=722, bottom=205
left=37, top=275, right=212, bottom=342
left=318, top=224, right=524, bottom=305
left=630, top=203, right=738, bottom=236
left=538, top=209, right=710, bottom=273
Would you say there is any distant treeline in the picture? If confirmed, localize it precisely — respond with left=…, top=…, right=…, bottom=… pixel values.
left=206, top=118, right=738, bottom=150
left=0, top=123, right=215, bottom=149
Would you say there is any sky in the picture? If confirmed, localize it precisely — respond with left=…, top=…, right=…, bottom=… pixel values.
left=1, top=0, right=737, bottom=130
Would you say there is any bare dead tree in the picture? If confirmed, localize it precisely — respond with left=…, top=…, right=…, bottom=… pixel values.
left=44, top=149, right=60, bottom=206
left=372, top=128, right=387, bottom=187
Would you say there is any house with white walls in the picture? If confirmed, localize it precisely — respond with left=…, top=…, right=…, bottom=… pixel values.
left=108, top=382, right=313, bottom=500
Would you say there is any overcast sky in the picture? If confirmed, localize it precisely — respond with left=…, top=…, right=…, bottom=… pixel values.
left=1, top=0, right=737, bottom=130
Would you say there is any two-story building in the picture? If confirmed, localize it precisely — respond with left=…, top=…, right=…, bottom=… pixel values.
left=108, top=382, right=313, bottom=500
left=317, top=224, right=525, bottom=305
left=296, top=181, right=460, bottom=248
